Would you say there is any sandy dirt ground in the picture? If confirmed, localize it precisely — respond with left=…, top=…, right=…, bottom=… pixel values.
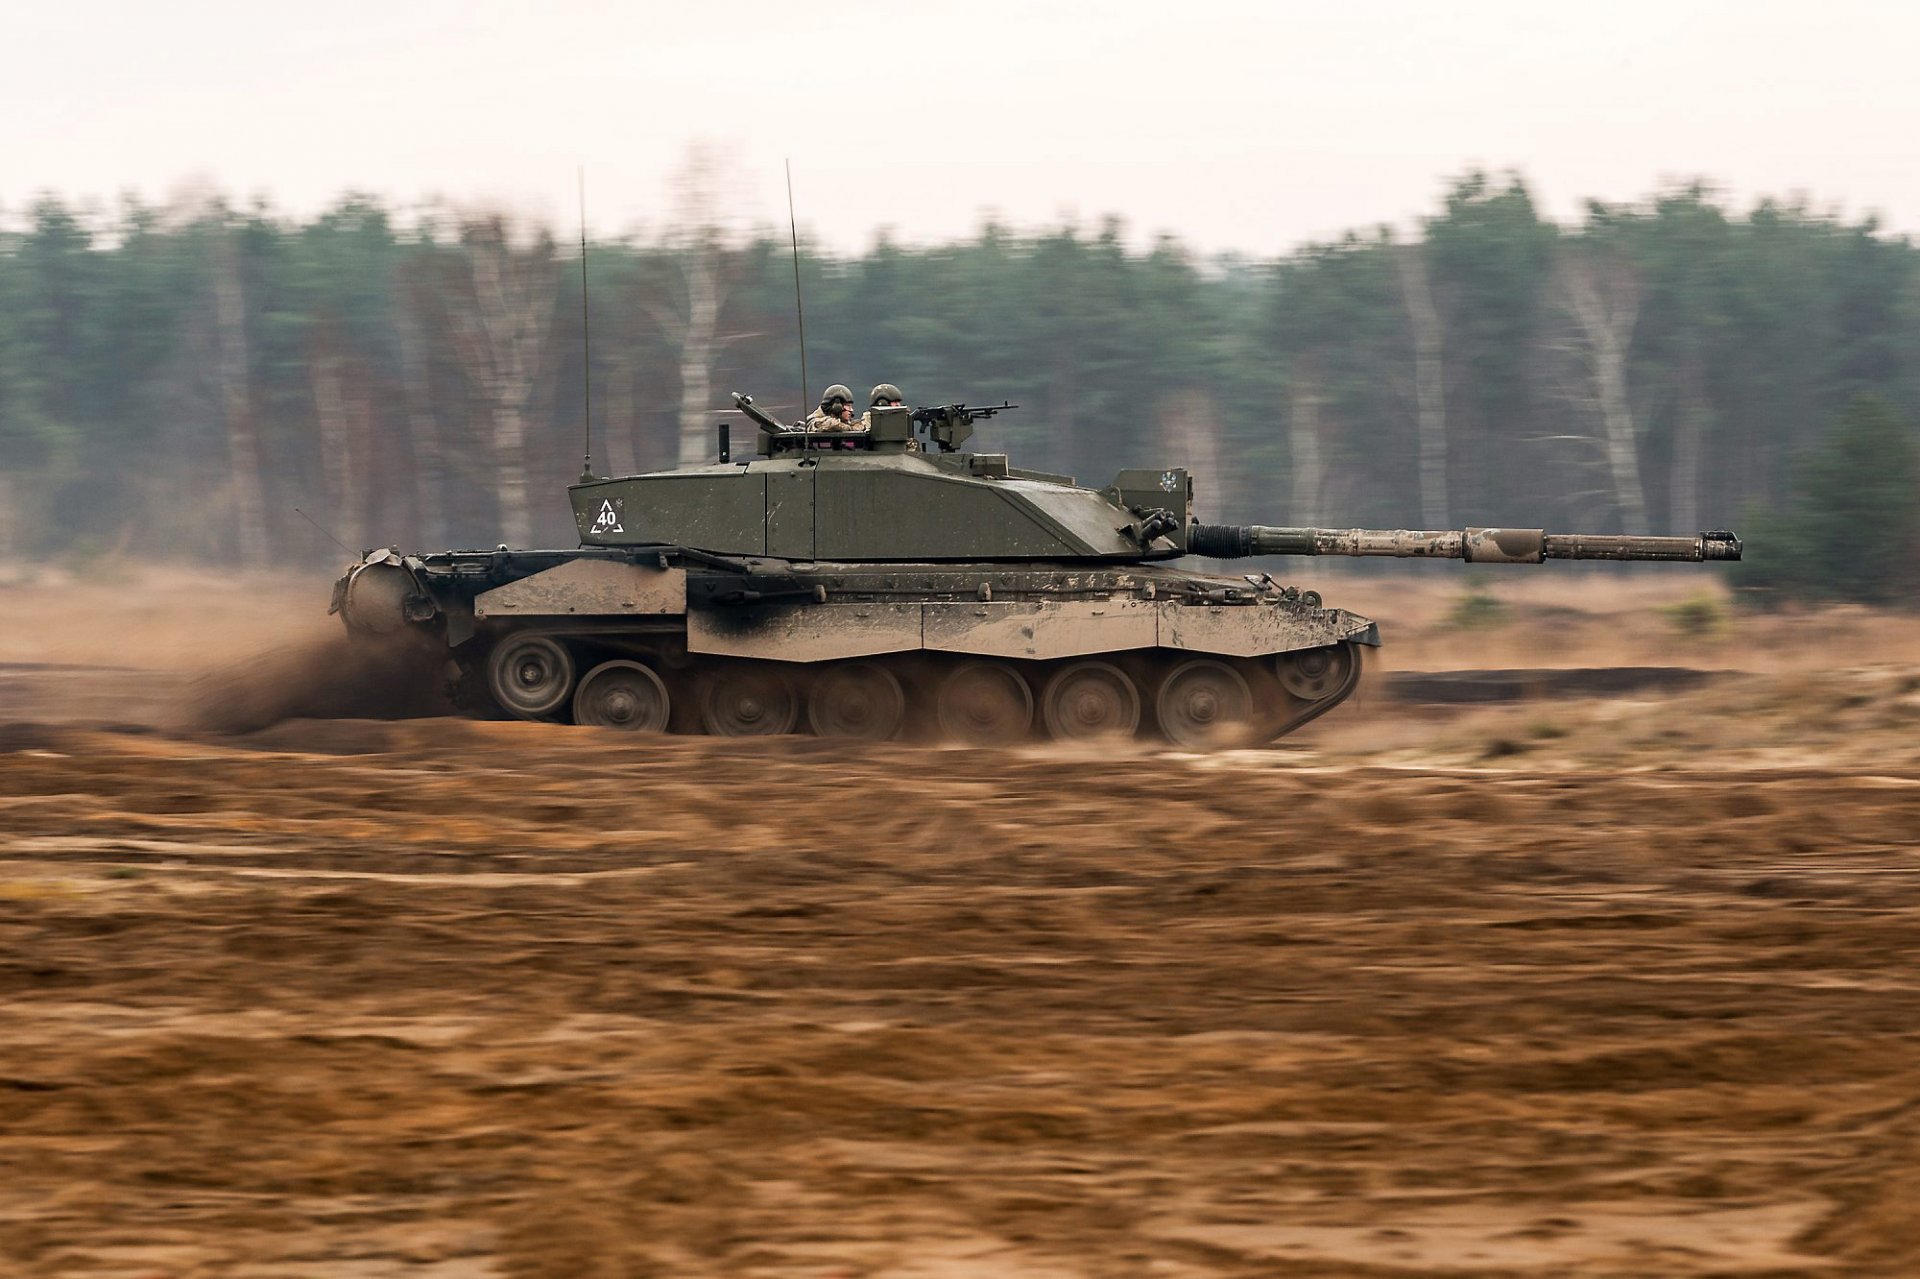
left=3, top=567, right=1920, bottom=1277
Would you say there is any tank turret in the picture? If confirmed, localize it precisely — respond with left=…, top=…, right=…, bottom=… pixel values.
left=335, top=390, right=1740, bottom=748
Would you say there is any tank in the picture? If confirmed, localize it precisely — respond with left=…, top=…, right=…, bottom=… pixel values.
left=333, top=395, right=1741, bottom=747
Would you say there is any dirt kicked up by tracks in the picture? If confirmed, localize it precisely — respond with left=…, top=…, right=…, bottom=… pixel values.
left=4, top=570, right=1920, bottom=1276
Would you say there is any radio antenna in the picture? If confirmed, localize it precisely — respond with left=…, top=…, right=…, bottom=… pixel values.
left=577, top=166, right=594, bottom=481
left=786, top=159, right=809, bottom=415
left=293, top=506, right=353, bottom=556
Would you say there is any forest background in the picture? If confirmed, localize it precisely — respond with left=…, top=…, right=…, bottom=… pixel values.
left=2, top=167, right=1916, bottom=604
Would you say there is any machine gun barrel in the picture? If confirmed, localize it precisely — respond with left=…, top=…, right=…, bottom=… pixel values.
left=1187, top=525, right=1743, bottom=563
left=730, top=391, right=789, bottom=434
left=910, top=401, right=1019, bottom=425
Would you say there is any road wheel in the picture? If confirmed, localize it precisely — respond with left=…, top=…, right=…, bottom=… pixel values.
left=936, top=660, right=1034, bottom=746
left=1156, top=658, right=1255, bottom=749
left=808, top=662, right=906, bottom=740
left=1277, top=644, right=1355, bottom=701
left=1041, top=661, right=1141, bottom=742
left=486, top=634, right=575, bottom=720
left=702, top=664, right=800, bottom=736
left=573, top=660, right=671, bottom=732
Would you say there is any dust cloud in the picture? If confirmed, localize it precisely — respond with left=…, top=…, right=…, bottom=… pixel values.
left=1, top=567, right=449, bottom=734
left=184, top=631, right=451, bottom=734
left=4, top=568, right=1920, bottom=1276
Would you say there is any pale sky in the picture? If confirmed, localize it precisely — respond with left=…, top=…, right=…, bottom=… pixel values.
left=4, top=0, right=1915, bottom=254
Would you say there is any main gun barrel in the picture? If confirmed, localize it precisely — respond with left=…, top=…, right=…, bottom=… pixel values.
left=1188, top=525, right=1742, bottom=563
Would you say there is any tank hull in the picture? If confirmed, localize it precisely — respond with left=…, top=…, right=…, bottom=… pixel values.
left=334, top=547, right=1378, bottom=747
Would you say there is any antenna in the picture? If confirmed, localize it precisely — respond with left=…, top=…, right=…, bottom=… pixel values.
left=786, top=159, right=809, bottom=415
left=578, top=166, right=594, bottom=481
left=293, top=506, right=353, bottom=556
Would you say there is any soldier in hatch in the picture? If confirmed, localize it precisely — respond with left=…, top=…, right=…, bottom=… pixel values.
left=858, top=383, right=905, bottom=430
left=804, top=384, right=858, bottom=432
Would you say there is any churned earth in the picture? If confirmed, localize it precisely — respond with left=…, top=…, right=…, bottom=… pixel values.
left=2, top=568, right=1919, bottom=1277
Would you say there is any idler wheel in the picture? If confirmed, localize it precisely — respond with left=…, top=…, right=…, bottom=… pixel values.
left=1277, top=643, right=1355, bottom=701
left=486, top=634, right=576, bottom=720
left=702, top=664, right=800, bottom=736
left=936, top=661, right=1034, bottom=746
left=573, top=660, right=671, bottom=733
left=1156, top=658, right=1255, bottom=749
left=808, top=662, right=906, bottom=741
left=342, top=560, right=416, bottom=634
left=1042, top=661, right=1141, bottom=742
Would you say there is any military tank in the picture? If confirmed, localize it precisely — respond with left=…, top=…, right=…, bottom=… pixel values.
left=333, top=395, right=1741, bottom=747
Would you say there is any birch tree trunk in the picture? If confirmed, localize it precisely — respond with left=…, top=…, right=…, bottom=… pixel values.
left=472, top=234, right=530, bottom=547
left=1048, top=342, right=1078, bottom=479
left=1396, top=244, right=1450, bottom=528
left=605, top=360, right=638, bottom=479
left=490, top=396, right=530, bottom=545
left=441, top=218, right=557, bottom=549
left=1288, top=365, right=1325, bottom=528
left=395, top=279, right=448, bottom=546
left=1158, top=393, right=1225, bottom=517
left=662, top=142, right=750, bottom=467
left=1669, top=359, right=1706, bottom=535
left=1558, top=255, right=1648, bottom=531
left=213, top=240, right=269, bottom=566
left=0, top=472, right=15, bottom=560
left=310, top=336, right=372, bottom=549
left=675, top=250, right=721, bottom=467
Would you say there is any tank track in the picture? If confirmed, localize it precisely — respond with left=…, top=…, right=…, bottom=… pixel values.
left=465, top=626, right=1365, bottom=749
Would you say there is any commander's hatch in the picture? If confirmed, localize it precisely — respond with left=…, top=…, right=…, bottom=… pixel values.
left=755, top=405, right=974, bottom=458
left=757, top=405, right=922, bottom=457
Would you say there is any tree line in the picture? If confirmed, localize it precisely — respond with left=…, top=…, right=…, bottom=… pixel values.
left=1, top=172, right=1915, bottom=600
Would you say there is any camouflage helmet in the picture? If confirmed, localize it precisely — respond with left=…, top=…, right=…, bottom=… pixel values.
left=819, top=384, right=854, bottom=410
left=869, top=382, right=904, bottom=406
